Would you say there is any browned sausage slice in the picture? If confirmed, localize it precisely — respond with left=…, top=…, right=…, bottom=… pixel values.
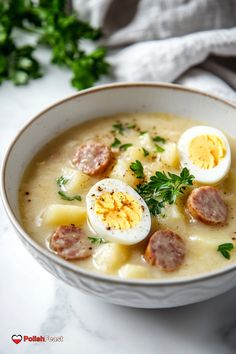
left=145, top=230, right=186, bottom=272
left=186, top=186, right=227, bottom=225
left=73, top=142, right=111, bottom=176
left=50, top=225, right=92, bottom=260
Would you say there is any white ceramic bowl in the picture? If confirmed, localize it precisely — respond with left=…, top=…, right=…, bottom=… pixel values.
left=2, top=83, right=236, bottom=308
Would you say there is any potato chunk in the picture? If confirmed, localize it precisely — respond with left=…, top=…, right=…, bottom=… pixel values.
left=139, top=132, right=155, bottom=151
left=93, top=243, right=130, bottom=274
left=109, top=159, right=139, bottom=187
left=125, top=146, right=144, bottom=161
left=160, top=142, right=179, bottom=168
left=119, top=264, right=151, bottom=279
left=43, top=204, right=86, bottom=226
left=62, top=167, right=92, bottom=193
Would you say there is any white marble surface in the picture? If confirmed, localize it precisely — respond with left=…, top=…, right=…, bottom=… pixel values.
left=1, top=57, right=236, bottom=354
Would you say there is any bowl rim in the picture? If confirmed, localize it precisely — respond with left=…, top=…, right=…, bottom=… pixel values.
left=2, top=81, right=236, bottom=286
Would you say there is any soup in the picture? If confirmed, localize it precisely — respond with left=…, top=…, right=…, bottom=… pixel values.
left=19, top=113, right=236, bottom=279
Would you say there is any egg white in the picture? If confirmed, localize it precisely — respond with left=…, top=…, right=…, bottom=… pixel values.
left=86, top=178, right=151, bottom=245
left=178, top=126, right=231, bottom=184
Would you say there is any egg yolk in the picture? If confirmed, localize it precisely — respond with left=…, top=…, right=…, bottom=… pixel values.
left=94, top=191, right=142, bottom=230
left=189, top=134, right=226, bottom=169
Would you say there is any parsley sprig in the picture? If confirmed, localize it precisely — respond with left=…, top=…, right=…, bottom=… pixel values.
left=56, top=175, right=69, bottom=188
left=58, top=191, right=82, bottom=201
left=0, top=0, right=109, bottom=89
left=217, top=243, right=234, bottom=259
left=88, top=236, right=107, bottom=245
left=153, top=136, right=166, bottom=143
left=130, top=160, right=144, bottom=179
left=112, top=122, right=137, bottom=135
left=136, top=167, right=194, bottom=215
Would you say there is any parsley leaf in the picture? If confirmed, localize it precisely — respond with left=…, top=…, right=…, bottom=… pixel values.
left=120, top=143, right=133, bottom=151
left=155, top=144, right=165, bottom=153
left=153, top=136, right=166, bottom=143
left=136, top=167, right=194, bottom=215
left=112, top=122, right=136, bottom=135
left=127, top=124, right=136, bottom=129
left=58, top=191, right=82, bottom=201
left=56, top=176, right=69, bottom=188
left=88, top=236, right=107, bottom=245
left=111, top=137, right=121, bottom=148
left=139, top=131, right=147, bottom=135
left=217, top=243, right=234, bottom=259
left=130, top=160, right=144, bottom=179
left=112, top=123, right=126, bottom=135
left=142, top=148, right=149, bottom=157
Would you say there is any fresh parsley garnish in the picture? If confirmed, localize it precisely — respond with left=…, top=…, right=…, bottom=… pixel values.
left=0, top=1, right=109, bottom=89
left=112, top=123, right=126, bottom=135
left=130, top=160, right=144, bottom=179
left=88, top=236, right=107, bottom=245
left=217, top=243, right=234, bottom=259
left=56, top=176, right=69, bottom=188
left=155, top=144, right=165, bottom=153
left=127, top=124, right=136, bottom=129
left=58, top=191, right=82, bottom=201
left=153, top=136, right=166, bottom=143
left=111, top=137, right=121, bottom=148
left=120, top=143, right=133, bottom=151
left=112, top=122, right=137, bottom=135
left=136, top=167, right=194, bottom=215
left=139, top=131, right=147, bottom=135
left=142, top=148, right=149, bottom=157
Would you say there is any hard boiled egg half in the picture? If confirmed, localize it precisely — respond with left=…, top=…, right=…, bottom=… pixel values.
left=86, top=179, right=151, bottom=245
left=178, top=126, right=231, bottom=184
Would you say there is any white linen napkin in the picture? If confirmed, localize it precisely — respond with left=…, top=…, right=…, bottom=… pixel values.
left=74, top=0, right=236, bottom=102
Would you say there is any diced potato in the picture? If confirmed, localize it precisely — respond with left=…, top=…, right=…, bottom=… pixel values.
left=189, top=232, right=232, bottom=248
left=139, top=132, right=155, bottom=151
left=93, top=243, right=130, bottom=274
left=109, top=159, right=139, bottom=187
left=125, top=146, right=144, bottom=161
left=160, top=142, right=179, bottom=168
left=43, top=204, right=86, bottom=226
left=157, top=204, right=187, bottom=234
left=119, top=264, right=151, bottom=279
left=165, top=204, right=184, bottom=221
left=62, top=167, right=92, bottom=193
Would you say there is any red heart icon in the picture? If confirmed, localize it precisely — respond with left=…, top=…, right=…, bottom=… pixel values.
left=11, top=335, right=22, bottom=344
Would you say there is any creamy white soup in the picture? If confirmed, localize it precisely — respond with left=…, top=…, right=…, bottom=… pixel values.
left=19, top=113, right=236, bottom=280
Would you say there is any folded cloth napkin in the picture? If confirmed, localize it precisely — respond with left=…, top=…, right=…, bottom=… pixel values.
left=74, top=0, right=236, bottom=102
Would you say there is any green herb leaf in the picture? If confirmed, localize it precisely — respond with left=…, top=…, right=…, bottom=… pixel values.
left=142, top=148, right=149, bottom=157
left=127, top=124, right=136, bottom=129
left=88, top=236, right=107, bottom=245
left=112, top=122, right=125, bottom=135
left=120, top=143, right=133, bottom=151
left=111, top=137, right=121, bottom=148
left=153, top=136, right=166, bottom=143
left=56, top=176, right=69, bottom=188
left=217, top=243, right=234, bottom=259
left=155, top=144, right=165, bottom=153
left=58, top=191, right=82, bottom=201
left=130, top=160, right=144, bottom=179
left=139, top=131, right=147, bottom=135
left=112, top=122, right=137, bottom=135
left=136, top=167, right=194, bottom=215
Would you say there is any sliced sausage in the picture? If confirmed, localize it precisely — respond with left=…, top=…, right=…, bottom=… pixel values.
left=50, top=225, right=92, bottom=260
left=186, top=186, right=227, bottom=225
left=145, top=229, right=186, bottom=272
left=73, top=142, right=111, bottom=176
